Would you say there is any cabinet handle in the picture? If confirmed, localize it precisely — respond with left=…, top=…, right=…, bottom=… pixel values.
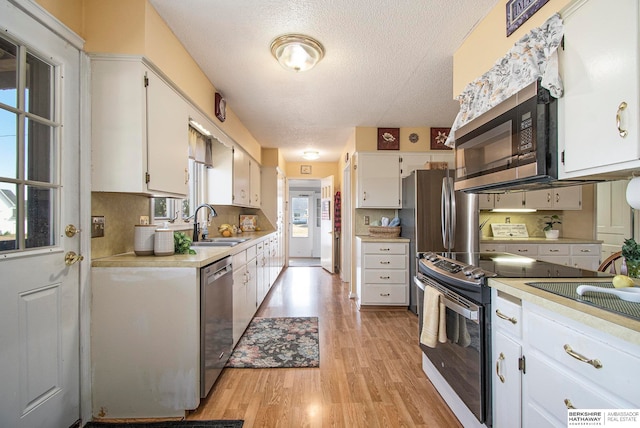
left=556, top=193, right=560, bottom=203
left=379, top=261, right=391, bottom=265
left=547, top=192, right=551, bottom=203
left=363, top=191, right=367, bottom=200
left=517, top=249, right=528, bottom=252
left=379, top=293, right=390, bottom=297
left=549, top=249, right=559, bottom=253
left=185, top=168, right=189, bottom=184
left=563, top=344, right=603, bottom=369
left=496, top=352, right=506, bottom=383
left=564, top=398, right=575, bottom=409
left=380, top=276, right=390, bottom=280
left=379, top=248, right=391, bottom=251
left=580, top=249, right=591, bottom=253
left=495, top=309, right=517, bottom=324
left=616, top=101, right=629, bottom=138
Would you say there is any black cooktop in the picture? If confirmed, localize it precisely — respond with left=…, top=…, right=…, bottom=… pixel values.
left=441, top=252, right=613, bottom=279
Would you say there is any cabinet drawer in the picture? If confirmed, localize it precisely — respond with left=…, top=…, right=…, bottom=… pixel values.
left=361, top=283, right=408, bottom=305
left=527, top=310, right=640, bottom=404
left=538, top=244, right=570, bottom=256
left=364, top=254, right=407, bottom=269
left=480, top=243, right=506, bottom=253
left=571, top=244, right=600, bottom=256
left=505, top=244, right=538, bottom=256
left=493, top=291, right=522, bottom=339
left=363, top=242, right=407, bottom=255
left=364, top=270, right=407, bottom=284
left=232, top=250, right=246, bottom=268
left=246, top=244, right=257, bottom=260
left=537, top=256, right=571, bottom=267
left=525, top=354, right=624, bottom=426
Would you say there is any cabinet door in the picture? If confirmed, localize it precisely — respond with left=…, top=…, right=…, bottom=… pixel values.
left=494, top=192, right=524, bottom=209
left=246, top=257, right=257, bottom=319
left=524, top=189, right=552, bottom=209
left=552, top=187, right=582, bottom=210
left=479, top=194, right=494, bottom=210
left=493, top=331, right=522, bottom=428
left=232, top=265, right=247, bottom=345
left=233, top=148, right=250, bottom=206
left=146, top=67, right=189, bottom=196
left=249, top=159, right=261, bottom=208
left=356, top=153, right=401, bottom=208
left=559, top=0, right=640, bottom=177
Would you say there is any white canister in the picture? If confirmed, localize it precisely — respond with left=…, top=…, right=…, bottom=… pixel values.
left=154, top=224, right=174, bottom=256
left=134, top=225, right=156, bottom=256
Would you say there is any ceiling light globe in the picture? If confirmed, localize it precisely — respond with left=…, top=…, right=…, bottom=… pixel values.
left=303, top=151, right=320, bottom=160
left=271, top=34, right=324, bottom=72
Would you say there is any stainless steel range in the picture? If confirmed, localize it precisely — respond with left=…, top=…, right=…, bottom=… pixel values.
left=414, top=251, right=611, bottom=428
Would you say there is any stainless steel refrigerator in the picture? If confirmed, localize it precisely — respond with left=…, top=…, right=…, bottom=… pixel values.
left=399, top=169, right=479, bottom=314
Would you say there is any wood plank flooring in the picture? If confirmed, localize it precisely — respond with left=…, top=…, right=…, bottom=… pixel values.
left=188, top=266, right=462, bottom=427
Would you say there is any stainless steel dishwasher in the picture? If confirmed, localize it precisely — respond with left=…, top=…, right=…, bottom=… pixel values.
left=201, top=256, right=233, bottom=398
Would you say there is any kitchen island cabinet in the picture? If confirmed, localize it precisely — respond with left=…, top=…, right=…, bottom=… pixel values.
left=91, top=55, right=190, bottom=197
left=489, top=278, right=640, bottom=427
left=558, top=0, right=640, bottom=179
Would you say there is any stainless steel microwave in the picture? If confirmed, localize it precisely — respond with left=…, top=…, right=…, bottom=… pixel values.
left=453, top=80, right=558, bottom=193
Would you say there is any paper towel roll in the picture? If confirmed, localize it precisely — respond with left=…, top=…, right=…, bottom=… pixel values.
left=627, top=177, right=640, bottom=209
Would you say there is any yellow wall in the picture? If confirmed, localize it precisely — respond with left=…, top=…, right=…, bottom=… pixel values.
left=286, top=162, right=340, bottom=185
left=453, top=0, right=572, bottom=96
left=261, top=148, right=286, bottom=172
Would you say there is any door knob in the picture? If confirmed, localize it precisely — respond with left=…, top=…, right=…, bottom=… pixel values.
left=65, top=224, right=81, bottom=237
left=65, top=251, right=84, bottom=266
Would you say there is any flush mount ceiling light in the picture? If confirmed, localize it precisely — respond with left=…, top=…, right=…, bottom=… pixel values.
left=270, top=34, right=325, bottom=72
left=302, top=150, right=320, bottom=160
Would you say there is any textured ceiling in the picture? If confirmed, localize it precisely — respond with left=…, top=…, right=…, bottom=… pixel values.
left=149, top=0, right=499, bottom=162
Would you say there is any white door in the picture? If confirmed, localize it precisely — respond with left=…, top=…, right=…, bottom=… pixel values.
left=320, top=176, right=335, bottom=273
left=289, top=191, right=314, bottom=257
left=0, top=2, right=82, bottom=427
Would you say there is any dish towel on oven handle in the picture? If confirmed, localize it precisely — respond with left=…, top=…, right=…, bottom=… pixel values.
left=420, top=286, right=447, bottom=348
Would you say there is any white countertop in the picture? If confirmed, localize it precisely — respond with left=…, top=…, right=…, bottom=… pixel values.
left=91, top=230, right=277, bottom=269
left=488, top=277, right=640, bottom=345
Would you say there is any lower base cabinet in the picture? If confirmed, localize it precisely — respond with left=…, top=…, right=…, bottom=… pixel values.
left=491, top=287, right=640, bottom=427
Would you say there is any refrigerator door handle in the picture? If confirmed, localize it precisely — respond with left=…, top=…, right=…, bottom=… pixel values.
left=441, top=177, right=450, bottom=248
left=448, top=177, right=456, bottom=250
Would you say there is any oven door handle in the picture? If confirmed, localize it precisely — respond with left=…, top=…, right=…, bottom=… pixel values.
left=441, top=297, right=479, bottom=322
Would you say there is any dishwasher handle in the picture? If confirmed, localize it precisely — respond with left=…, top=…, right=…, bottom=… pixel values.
left=211, top=264, right=232, bottom=280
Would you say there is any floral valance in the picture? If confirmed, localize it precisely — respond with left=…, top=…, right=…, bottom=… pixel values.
left=445, top=13, right=564, bottom=147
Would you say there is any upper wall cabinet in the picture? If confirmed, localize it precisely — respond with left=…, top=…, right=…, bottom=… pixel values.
left=480, top=186, right=582, bottom=211
left=355, top=152, right=402, bottom=209
left=558, top=0, right=640, bottom=179
left=91, top=56, right=190, bottom=197
left=208, top=141, right=261, bottom=208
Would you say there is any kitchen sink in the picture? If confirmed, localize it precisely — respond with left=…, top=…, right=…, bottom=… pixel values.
left=191, top=241, right=238, bottom=247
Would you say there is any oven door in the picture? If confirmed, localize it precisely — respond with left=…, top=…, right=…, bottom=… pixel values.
left=415, top=275, right=489, bottom=424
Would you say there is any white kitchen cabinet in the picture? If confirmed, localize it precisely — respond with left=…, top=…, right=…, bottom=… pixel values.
left=522, top=302, right=640, bottom=427
left=479, top=194, right=495, bottom=210
left=493, top=192, right=524, bottom=210
left=492, top=289, right=523, bottom=428
left=91, top=55, right=190, bottom=197
left=558, top=0, right=640, bottom=179
left=355, top=152, right=402, bottom=208
left=525, top=186, right=582, bottom=210
left=597, top=180, right=633, bottom=260
left=232, top=246, right=257, bottom=346
left=208, top=141, right=261, bottom=208
left=256, top=239, right=267, bottom=305
left=399, top=152, right=454, bottom=178
left=479, top=243, right=506, bottom=253
left=355, top=238, right=409, bottom=307
left=261, top=166, right=285, bottom=230
left=504, top=242, right=601, bottom=271
left=249, top=158, right=261, bottom=207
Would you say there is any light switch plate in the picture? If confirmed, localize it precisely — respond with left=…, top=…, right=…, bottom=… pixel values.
left=92, top=216, right=105, bottom=238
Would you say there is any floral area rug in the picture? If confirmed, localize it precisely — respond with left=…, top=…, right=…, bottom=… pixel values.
left=226, top=317, right=319, bottom=368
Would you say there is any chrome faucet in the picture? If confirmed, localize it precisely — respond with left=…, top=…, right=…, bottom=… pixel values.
left=187, top=204, right=217, bottom=242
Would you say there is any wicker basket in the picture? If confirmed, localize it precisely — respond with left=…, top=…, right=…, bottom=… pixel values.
left=368, top=226, right=401, bottom=238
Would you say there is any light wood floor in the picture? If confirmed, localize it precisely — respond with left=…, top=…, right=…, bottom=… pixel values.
left=188, top=266, right=462, bottom=427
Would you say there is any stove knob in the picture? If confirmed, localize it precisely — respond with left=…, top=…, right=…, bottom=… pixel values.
left=462, top=266, right=475, bottom=276
left=427, top=253, right=438, bottom=261
left=471, top=268, right=486, bottom=279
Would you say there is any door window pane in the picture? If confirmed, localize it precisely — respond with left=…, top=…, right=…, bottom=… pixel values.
left=26, top=118, right=54, bottom=183
left=25, top=185, right=54, bottom=248
left=0, top=109, right=17, bottom=179
left=26, top=52, right=53, bottom=121
left=0, top=38, right=17, bottom=109
left=291, top=196, right=309, bottom=238
left=0, top=183, right=17, bottom=251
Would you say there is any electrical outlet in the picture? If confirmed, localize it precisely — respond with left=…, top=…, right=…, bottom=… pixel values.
left=505, top=217, right=511, bottom=223
left=139, top=215, right=149, bottom=225
left=364, top=216, right=370, bottom=225
left=92, top=216, right=105, bottom=238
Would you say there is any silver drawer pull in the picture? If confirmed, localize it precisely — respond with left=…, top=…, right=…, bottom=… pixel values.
left=379, top=248, right=391, bottom=251
left=617, top=101, right=628, bottom=138
left=496, top=309, right=517, bottom=324
left=517, top=249, right=528, bottom=252
left=563, top=344, right=603, bottom=369
left=380, top=276, right=390, bottom=280
left=564, top=398, right=575, bottom=409
left=496, top=352, right=506, bottom=383
left=380, top=293, right=390, bottom=297
left=580, top=249, right=591, bottom=253
left=379, top=261, right=391, bottom=264
left=549, top=249, right=559, bottom=253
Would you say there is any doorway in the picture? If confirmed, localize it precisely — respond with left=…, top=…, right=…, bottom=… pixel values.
left=288, top=179, right=320, bottom=266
